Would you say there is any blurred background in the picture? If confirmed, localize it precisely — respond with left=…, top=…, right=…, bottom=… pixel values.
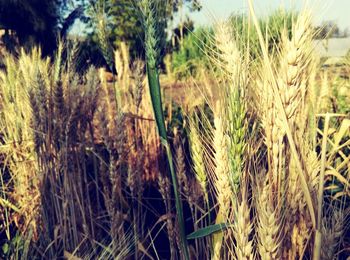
left=1, top=0, right=350, bottom=66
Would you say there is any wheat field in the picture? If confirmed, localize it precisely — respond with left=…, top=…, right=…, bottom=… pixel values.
left=0, top=1, right=349, bottom=259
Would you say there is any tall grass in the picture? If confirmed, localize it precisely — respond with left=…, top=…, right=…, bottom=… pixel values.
left=183, top=4, right=349, bottom=259
left=0, top=2, right=349, bottom=259
left=0, top=48, right=46, bottom=244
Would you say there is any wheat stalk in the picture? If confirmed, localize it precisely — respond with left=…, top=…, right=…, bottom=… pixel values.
left=157, top=172, right=177, bottom=259
left=249, top=1, right=316, bottom=230
left=139, top=0, right=189, bottom=258
left=0, top=50, right=53, bottom=239
left=277, top=13, right=319, bottom=258
left=175, top=131, right=193, bottom=205
left=214, top=21, right=247, bottom=194
left=93, top=0, right=114, bottom=71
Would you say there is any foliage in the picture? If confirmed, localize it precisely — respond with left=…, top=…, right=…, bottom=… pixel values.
left=171, top=27, right=213, bottom=79
left=171, top=10, right=297, bottom=80
left=314, top=21, right=349, bottom=39
left=230, top=9, right=296, bottom=58
left=86, top=0, right=201, bottom=60
left=0, top=0, right=83, bottom=55
left=108, top=0, right=144, bottom=58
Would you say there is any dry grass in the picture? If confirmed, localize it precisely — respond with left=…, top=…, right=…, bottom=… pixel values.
left=0, top=48, right=47, bottom=241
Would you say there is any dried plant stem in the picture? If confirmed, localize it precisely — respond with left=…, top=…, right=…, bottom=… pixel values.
left=320, top=210, right=344, bottom=260
left=313, top=113, right=330, bottom=260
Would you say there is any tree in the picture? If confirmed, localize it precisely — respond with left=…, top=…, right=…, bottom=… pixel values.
left=314, top=21, right=340, bottom=39
left=106, top=0, right=144, bottom=58
left=0, top=0, right=83, bottom=55
left=86, top=0, right=201, bottom=59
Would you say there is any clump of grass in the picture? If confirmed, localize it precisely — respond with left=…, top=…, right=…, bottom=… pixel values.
left=0, top=48, right=48, bottom=242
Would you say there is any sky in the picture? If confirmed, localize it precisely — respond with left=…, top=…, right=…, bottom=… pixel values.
left=189, top=0, right=350, bottom=30
left=71, top=0, right=350, bottom=35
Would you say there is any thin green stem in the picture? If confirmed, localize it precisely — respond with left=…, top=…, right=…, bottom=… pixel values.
left=146, top=65, right=190, bottom=259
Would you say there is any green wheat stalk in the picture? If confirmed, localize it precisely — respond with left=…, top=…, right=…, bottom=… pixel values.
left=139, top=0, right=190, bottom=259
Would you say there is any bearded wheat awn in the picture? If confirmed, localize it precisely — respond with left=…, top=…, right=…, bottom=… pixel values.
left=275, top=13, right=318, bottom=257
left=248, top=0, right=316, bottom=228
left=252, top=9, right=317, bottom=257
left=214, top=21, right=246, bottom=194
left=139, top=0, right=190, bottom=259
left=208, top=20, right=247, bottom=259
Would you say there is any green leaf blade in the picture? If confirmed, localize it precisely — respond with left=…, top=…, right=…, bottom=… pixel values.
left=187, top=223, right=231, bottom=240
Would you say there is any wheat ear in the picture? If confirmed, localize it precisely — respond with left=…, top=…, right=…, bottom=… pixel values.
left=256, top=176, right=283, bottom=260
left=232, top=190, right=254, bottom=260
left=188, top=115, right=208, bottom=201
left=211, top=108, right=233, bottom=260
